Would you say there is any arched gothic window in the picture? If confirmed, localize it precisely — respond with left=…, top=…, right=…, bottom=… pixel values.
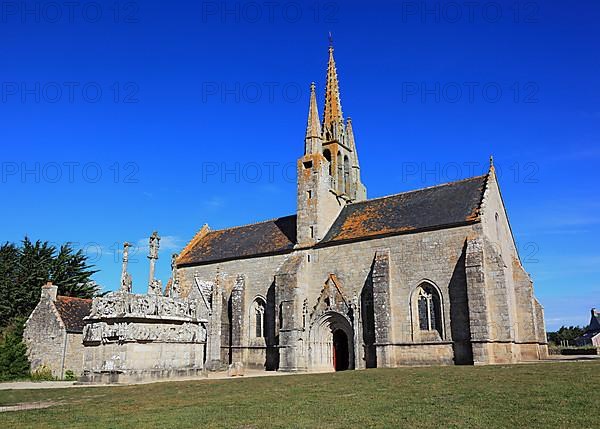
left=323, top=149, right=332, bottom=176
left=337, top=151, right=343, bottom=192
left=416, top=284, right=443, bottom=337
left=253, top=298, right=266, bottom=338
left=343, top=155, right=350, bottom=195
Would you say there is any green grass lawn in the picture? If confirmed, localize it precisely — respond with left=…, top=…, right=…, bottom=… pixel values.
left=0, top=362, right=598, bottom=428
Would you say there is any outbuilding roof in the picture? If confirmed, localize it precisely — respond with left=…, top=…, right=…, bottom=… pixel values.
left=54, top=296, right=92, bottom=333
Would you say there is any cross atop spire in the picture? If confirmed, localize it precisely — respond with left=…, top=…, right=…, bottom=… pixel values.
left=323, top=34, right=344, bottom=140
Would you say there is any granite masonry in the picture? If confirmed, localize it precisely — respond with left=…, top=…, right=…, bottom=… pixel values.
left=24, top=42, right=548, bottom=379
left=24, top=283, right=91, bottom=378
left=174, top=42, right=548, bottom=372
left=80, top=290, right=208, bottom=383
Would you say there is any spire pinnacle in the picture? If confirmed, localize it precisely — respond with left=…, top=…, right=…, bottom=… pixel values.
left=346, top=117, right=360, bottom=168
left=305, top=82, right=322, bottom=154
left=323, top=36, right=344, bottom=140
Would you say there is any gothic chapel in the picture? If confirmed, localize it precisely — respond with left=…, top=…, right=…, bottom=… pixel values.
left=175, top=43, right=548, bottom=372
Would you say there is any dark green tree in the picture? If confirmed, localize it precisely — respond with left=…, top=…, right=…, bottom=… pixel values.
left=0, top=238, right=99, bottom=328
left=0, top=318, right=30, bottom=381
left=547, top=325, right=586, bottom=345
left=0, top=243, right=19, bottom=328
left=50, top=243, right=99, bottom=297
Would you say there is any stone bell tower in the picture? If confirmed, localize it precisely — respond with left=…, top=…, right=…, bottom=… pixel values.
left=297, top=40, right=367, bottom=247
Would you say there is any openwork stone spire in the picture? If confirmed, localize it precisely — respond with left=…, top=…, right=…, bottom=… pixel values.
left=305, top=82, right=322, bottom=154
left=322, top=39, right=344, bottom=141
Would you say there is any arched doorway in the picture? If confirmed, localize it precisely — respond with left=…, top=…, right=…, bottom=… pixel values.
left=308, top=311, right=354, bottom=372
left=333, top=329, right=350, bottom=371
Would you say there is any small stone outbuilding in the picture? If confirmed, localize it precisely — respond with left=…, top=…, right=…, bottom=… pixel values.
left=576, top=309, right=600, bottom=347
left=24, top=282, right=92, bottom=379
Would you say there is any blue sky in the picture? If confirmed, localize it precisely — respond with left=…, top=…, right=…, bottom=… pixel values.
left=0, top=0, right=598, bottom=330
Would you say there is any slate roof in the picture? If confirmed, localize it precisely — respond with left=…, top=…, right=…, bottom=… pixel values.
left=178, top=175, right=488, bottom=266
left=178, top=215, right=297, bottom=266
left=578, top=331, right=600, bottom=342
left=54, top=296, right=92, bottom=333
left=321, top=175, right=488, bottom=244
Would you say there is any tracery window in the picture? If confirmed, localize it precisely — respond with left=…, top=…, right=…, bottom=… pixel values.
left=253, top=298, right=266, bottom=338
left=417, top=284, right=443, bottom=336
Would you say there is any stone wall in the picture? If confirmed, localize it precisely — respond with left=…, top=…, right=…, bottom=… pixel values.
left=179, top=223, right=482, bottom=370
left=178, top=252, right=291, bottom=371
left=24, top=295, right=68, bottom=378
left=477, top=170, right=547, bottom=362
left=63, top=333, right=85, bottom=376
left=178, top=181, right=547, bottom=372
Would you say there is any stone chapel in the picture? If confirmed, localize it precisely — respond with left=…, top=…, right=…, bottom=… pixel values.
left=174, top=43, right=548, bottom=372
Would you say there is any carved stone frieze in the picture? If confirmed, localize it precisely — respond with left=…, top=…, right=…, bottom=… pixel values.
left=83, top=321, right=207, bottom=344
left=87, top=292, right=208, bottom=322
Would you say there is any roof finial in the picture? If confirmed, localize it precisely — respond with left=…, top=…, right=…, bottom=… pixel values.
left=489, top=155, right=494, bottom=169
left=328, top=32, right=334, bottom=51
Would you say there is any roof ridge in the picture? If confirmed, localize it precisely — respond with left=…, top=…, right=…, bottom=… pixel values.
left=207, top=214, right=296, bottom=234
left=347, top=174, right=489, bottom=207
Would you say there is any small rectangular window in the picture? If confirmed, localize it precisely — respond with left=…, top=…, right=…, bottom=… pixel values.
left=303, top=160, right=313, bottom=169
left=310, top=226, right=314, bottom=238
left=307, top=190, right=312, bottom=199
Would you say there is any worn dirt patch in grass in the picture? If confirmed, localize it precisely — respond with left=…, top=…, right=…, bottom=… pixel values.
left=0, top=401, right=58, bottom=413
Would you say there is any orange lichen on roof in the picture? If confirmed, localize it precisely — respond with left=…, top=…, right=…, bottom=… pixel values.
left=333, top=203, right=409, bottom=241
left=177, top=224, right=210, bottom=265
left=177, top=216, right=297, bottom=266
left=178, top=175, right=489, bottom=265
left=322, top=174, right=488, bottom=244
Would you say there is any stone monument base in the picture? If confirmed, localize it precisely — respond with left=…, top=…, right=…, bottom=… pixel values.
left=79, top=367, right=207, bottom=384
left=81, top=342, right=206, bottom=384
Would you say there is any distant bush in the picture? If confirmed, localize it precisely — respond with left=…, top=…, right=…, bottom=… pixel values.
left=64, top=370, right=77, bottom=381
left=561, top=347, right=598, bottom=356
left=0, top=318, right=31, bottom=381
left=30, top=365, right=55, bottom=382
left=547, top=344, right=562, bottom=355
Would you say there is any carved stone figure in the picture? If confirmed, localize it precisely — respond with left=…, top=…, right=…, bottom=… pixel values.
left=169, top=253, right=181, bottom=298
left=147, top=231, right=161, bottom=294
left=120, top=242, right=133, bottom=293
